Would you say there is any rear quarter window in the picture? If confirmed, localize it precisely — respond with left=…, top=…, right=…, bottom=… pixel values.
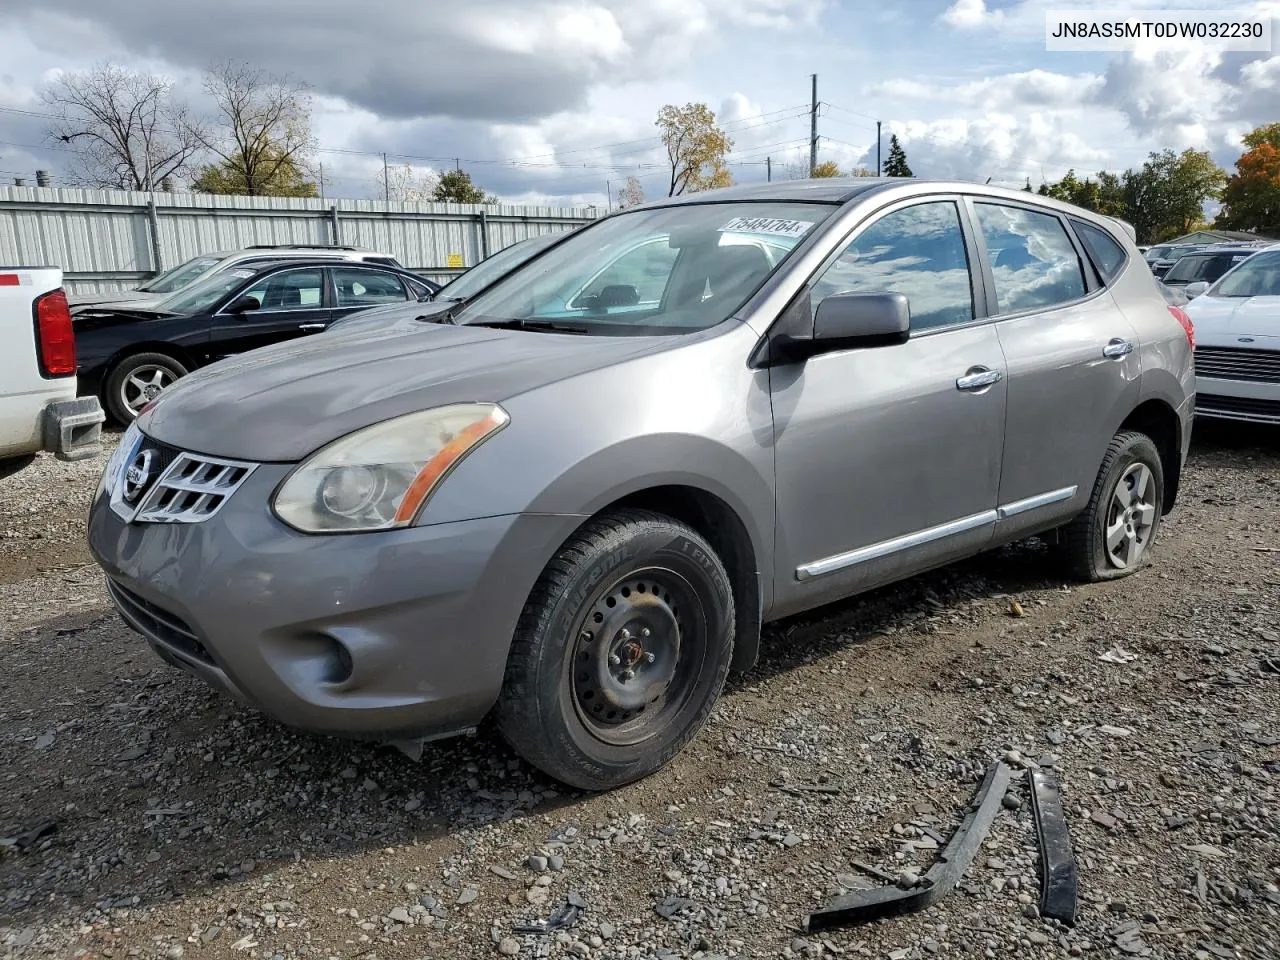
left=1071, top=220, right=1127, bottom=283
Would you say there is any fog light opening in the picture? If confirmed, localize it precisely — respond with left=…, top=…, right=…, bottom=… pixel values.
left=321, top=636, right=355, bottom=685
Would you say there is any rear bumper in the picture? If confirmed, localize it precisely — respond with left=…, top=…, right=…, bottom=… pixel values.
left=42, top=395, right=105, bottom=460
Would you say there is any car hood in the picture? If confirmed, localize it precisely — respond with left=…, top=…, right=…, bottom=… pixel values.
left=1185, top=294, right=1280, bottom=338
left=138, top=317, right=676, bottom=461
left=67, top=290, right=161, bottom=308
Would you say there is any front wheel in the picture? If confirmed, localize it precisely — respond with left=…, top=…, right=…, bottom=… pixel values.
left=1058, top=431, right=1164, bottom=582
left=496, top=509, right=735, bottom=791
left=103, top=352, right=188, bottom=424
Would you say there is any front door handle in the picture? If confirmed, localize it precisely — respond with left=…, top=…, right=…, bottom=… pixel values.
left=299, top=322, right=327, bottom=331
left=1103, top=338, right=1133, bottom=359
left=956, top=367, right=1003, bottom=392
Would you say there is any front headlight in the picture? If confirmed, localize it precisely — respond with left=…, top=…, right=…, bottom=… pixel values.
left=272, top=404, right=509, bottom=533
left=99, top=421, right=142, bottom=496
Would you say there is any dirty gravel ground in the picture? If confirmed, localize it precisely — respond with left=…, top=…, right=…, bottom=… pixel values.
left=2, top=424, right=1278, bottom=960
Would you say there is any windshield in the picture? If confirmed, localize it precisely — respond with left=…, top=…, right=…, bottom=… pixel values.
left=437, top=233, right=563, bottom=302
left=458, top=202, right=834, bottom=334
left=137, top=256, right=222, bottom=294
left=1211, top=250, right=1280, bottom=298
left=154, top=266, right=260, bottom=315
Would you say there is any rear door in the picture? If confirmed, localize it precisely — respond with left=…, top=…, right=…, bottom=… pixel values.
left=329, top=266, right=420, bottom=321
left=205, top=267, right=331, bottom=360
left=971, top=200, right=1142, bottom=541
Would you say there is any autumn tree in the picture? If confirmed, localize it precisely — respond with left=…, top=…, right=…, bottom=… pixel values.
left=811, top=159, right=842, bottom=178
left=195, top=61, right=316, bottom=197
left=616, top=175, right=645, bottom=209
left=883, top=135, right=913, bottom=177
left=192, top=149, right=317, bottom=197
left=850, top=165, right=877, bottom=177
left=41, top=62, right=204, bottom=190
left=1215, top=123, right=1280, bottom=237
left=375, top=161, right=438, bottom=203
left=656, top=103, right=733, bottom=196
left=433, top=169, right=496, bottom=204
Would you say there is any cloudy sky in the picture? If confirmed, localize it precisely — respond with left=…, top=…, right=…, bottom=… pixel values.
left=1, top=0, right=1277, bottom=209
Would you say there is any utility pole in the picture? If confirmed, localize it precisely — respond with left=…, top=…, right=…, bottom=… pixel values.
left=876, top=121, right=882, bottom=176
left=606, top=179, right=613, bottom=213
left=766, top=157, right=772, bottom=182
left=809, top=74, right=818, bottom=178
left=319, top=161, right=325, bottom=201
left=455, top=157, right=461, bottom=172
left=382, top=152, right=389, bottom=203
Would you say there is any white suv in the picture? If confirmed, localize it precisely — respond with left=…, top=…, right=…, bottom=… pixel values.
left=67, top=245, right=404, bottom=310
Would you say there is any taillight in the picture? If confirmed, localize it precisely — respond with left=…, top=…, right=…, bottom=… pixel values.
left=34, top=289, right=77, bottom=377
left=1168, top=304, right=1194, bottom=350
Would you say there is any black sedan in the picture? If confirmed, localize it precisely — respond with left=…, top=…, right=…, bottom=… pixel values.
left=74, top=259, right=438, bottom=422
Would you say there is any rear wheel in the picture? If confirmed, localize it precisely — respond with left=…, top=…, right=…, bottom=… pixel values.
left=496, top=509, right=735, bottom=791
left=1058, top=431, right=1164, bottom=582
left=104, top=352, right=188, bottom=424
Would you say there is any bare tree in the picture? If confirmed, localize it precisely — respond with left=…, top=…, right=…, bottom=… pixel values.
left=41, top=62, right=204, bottom=190
left=373, top=160, right=438, bottom=203
left=196, top=61, right=316, bottom=197
left=616, top=175, right=645, bottom=209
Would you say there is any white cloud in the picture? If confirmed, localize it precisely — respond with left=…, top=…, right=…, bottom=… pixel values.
left=941, top=0, right=1004, bottom=30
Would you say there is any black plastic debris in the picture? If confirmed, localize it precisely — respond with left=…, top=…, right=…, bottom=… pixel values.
left=1029, top=767, right=1079, bottom=926
left=511, top=894, right=585, bottom=935
left=805, top=761, right=1012, bottom=931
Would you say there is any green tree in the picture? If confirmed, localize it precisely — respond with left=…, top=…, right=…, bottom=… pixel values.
left=197, top=61, right=316, bottom=197
left=883, top=134, right=913, bottom=177
left=432, top=169, right=496, bottom=204
left=191, top=148, right=317, bottom=197
left=1215, top=123, right=1280, bottom=236
left=656, top=102, right=734, bottom=196
left=1122, top=148, right=1226, bottom=243
left=811, top=159, right=842, bottom=178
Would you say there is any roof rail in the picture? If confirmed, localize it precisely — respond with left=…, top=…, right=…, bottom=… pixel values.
left=243, top=243, right=362, bottom=251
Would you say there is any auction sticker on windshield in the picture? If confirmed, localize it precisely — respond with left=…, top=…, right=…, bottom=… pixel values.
left=228, top=269, right=257, bottom=279
left=719, top=216, right=814, bottom=239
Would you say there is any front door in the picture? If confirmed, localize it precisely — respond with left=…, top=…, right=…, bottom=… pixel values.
left=206, top=267, right=331, bottom=361
left=771, top=198, right=1008, bottom=614
left=969, top=201, right=1143, bottom=540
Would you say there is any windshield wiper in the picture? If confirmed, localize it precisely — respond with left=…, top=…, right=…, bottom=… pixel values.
left=467, top=318, right=591, bottom=334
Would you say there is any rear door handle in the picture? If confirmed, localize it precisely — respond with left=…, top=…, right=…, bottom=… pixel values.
left=1103, top=338, right=1133, bottom=359
left=956, top=367, right=1003, bottom=391
left=299, top=322, right=327, bottom=331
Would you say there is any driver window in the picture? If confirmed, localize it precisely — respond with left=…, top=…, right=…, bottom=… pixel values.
left=570, top=240, right=679, bottom=309
left=810, top=201, right=974, bottom=332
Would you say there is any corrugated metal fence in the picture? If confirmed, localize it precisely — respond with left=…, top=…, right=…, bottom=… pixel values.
left=0, top=186, right=601, bottom=295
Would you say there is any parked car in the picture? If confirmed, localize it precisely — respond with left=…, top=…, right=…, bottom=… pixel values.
left=0, top=266, right=103, bottom=478
left=1161, top=245, right=1269, bottom=297
left=1184, top=246, right=1280, bottom=424
left=67, top=245, right=405, bottom=310
left=75, top=259, right=439, bottom=423
left=1147, top=243, right=1210, bottom=279
left=87, top=179, right=1195, bottom=791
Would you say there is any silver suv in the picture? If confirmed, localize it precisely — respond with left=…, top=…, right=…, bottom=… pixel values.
left=88, top=179, right=1196, bottom=791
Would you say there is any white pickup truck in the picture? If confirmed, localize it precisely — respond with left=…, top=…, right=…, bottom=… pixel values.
left=0, top=266, right=104, bottom=478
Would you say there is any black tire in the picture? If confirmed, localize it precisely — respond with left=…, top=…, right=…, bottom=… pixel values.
left=496, top=508, right=735, bottom=791
left=103, top=352, right=188, bottom=425
left=1058, top=431, right=1164, bottom=583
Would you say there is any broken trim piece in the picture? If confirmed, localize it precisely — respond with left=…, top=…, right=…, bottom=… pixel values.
left=1029, top=767, right=1079, bottom=926
left=805, top=761, right=1013, bottom=931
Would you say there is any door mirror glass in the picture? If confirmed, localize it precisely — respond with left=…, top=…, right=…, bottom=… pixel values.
left=813, top=292, right=910, bottom=346
left=1184, top=280, right=1209, bottom=298
left=227, top=294, right=261, bottom=314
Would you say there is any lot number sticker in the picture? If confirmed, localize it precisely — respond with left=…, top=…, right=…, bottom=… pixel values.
left=447, top=252, right=465, bottom=269
left=719, top=216, right=813, bottom=239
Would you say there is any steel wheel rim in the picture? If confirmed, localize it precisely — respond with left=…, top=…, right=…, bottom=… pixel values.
left=569, top=566, right=709, bottom=747
left=121, top=364, right=176, bottom=415
left=1104, top=462, right=1156, bottom=569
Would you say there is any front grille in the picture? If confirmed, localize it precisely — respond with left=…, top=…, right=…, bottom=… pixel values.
left=1194, top=346, right=1280, bottom=384
left=1196, top=394, right=1280, bottom=424
left=110, top=440, right=257, bottom=524
left=107, top=580, right=215, bottom=666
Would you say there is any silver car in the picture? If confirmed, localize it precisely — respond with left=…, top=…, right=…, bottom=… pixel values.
left=87, top=179, right=1196, bottom=791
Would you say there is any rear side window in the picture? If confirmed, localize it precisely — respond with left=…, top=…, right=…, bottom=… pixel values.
left=975, top=203, right=1086, bottom=315
left=1072, top=220, right=1127, bottom=282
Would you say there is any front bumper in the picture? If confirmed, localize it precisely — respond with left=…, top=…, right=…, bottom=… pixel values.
left=87, top=462, right=577, bottom=740
left=1194, top=376, right=1280, bottom=425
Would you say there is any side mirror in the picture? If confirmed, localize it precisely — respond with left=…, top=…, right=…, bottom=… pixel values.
left=227, top=294, right=261, bottom=314
left=1184, top=281, right=1209, bottom=299
left=813, top=292, right=911, bottom=348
